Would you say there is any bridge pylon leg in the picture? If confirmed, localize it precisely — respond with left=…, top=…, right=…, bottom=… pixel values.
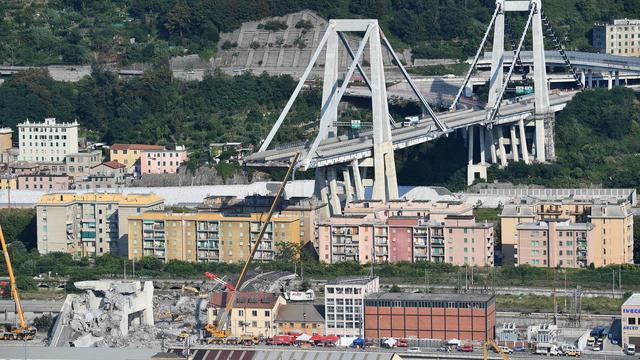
left=327, top=167, right=342, bottom=216
left=314, top=168, right=331, bottom=220
left=510, top=125, right=519, bottom=162
left=343, top=168, right=353, bottom=205
left=497, top=126, right=508, bottom=167
left=351, top=160, right=365, bottom=201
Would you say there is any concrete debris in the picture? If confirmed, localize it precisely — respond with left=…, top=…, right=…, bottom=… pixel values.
left=50, top=281, right=154, bottom=348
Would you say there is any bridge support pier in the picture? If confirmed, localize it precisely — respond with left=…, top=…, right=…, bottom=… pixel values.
left=315, top=168, right=331, bottom=220
left=615, top=71, right=620, bottom=87
left=518, top=119, right=530, bottom=164
left=351, top=160, right=365, bottom=201
left=588, top=69, right=593, bottom=88
left=466, top=126, right=489, bottom=186
left=497, top=126, right=508, bottom=167
left=343, top=168, right=353, bottom=205
left=510, top=125, right=519, bottom=162
left=608, top=71, right=613, bottom=89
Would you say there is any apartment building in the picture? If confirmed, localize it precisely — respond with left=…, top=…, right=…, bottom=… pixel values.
left=324, top=277, right=379, bottom=337
left=127, top=212, right=300, bottom=263
left=500, top=198, right=634, bottom=267
left=65, top=150, right=102, bottom=177
left=364, top=293, right=496, bottom=342
left=36, top=193, right=164, bottom=257
left=516, top=220, right=594, bottom=268
left=198, top=195, right=325, bottom=246
left=210, top=292, right=286, bottom=337
left=593, top=19, right=640, bottom=56
left=109, top=144, right=164, bottom=173
left=318, top=200, right=494, bottom=266
left=0, top=177, right=16, bottom=190
left=18, top=118, right=78, bottom=163
left=140, top=147, right=188, bottom=174
left=622, top=293, right=640, bottom=348
left=74, top=161, right=127, bottom=190
left=17, top=174, right=70, bottom=190
left=0, top=128, right=13, bottom=153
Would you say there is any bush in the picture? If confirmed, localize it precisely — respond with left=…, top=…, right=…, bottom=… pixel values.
left=16, top=275, right=37, bottom=292
left=221, top=40, right=237, bottom=50
left=32, top=314, right=53, bottom=333
left=258, top=21, right=288, bottom=32
left=295, top=20, right=313, bottom=31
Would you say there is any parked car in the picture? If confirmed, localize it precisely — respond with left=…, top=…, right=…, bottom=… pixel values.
left=625, top=344, right=636, bottom=355
left=500, top=346, right=513, bottom=354
left=458, top=344, right=474, bottom=352
left=407, top=347, right=421, bottom=353
left=437, top=346, right=453, bottom=352
left=591, top=344, right=601, bottom=351
left=513, top=346, right=527, bottom=352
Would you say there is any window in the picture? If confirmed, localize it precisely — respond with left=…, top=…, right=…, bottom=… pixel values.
left=238, top=310, right=244, bottom=316
left=251, top=310, right=258, bottom=317
left=265, top=310, right=270, bottom=316
left=629, top=318, right=637, bottom=325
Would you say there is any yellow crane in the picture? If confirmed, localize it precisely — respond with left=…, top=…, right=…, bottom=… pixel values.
left=204, top=153, right=300, bottom=343
left=484, top=339, right=511, bottom=360
left=0, top=226, right=37, bottom=340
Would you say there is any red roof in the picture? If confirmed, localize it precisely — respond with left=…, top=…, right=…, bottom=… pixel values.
left=110, top=143, right=164, bottom=151
left=95, top=161, right=126, bottom=169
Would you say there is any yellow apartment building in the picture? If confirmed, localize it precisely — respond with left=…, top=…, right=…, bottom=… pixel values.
left=500, top=199, right=633, bottom=267
left=109, top=144, right=164, bottom=172
left=36, top=193, right=164, bottom=257
left=275, top=303, right=325, bottom=335
left=128, top=211, right=301, bottom=263
left=0, top=177, right=17, bottom=190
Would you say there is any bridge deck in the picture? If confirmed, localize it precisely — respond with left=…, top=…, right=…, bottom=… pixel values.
left=246, top=91, right=577, bottom=168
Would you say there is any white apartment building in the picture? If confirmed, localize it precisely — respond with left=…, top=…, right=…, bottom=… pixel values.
left=18, top=118, right=79, bottom=163
left=324, top=277, right=379, bottom=337
left=593, top=19, right=640, bottom=56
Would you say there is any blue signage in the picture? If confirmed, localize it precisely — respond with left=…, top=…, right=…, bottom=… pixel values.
left=623, top=308, right=640, bottom=314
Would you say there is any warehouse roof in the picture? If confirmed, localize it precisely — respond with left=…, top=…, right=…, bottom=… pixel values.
left=110, top=143, right=164, bottom=151
left=366, top=292, right=495, bottom=303
left=191, top=349, right=404, bottom=360
left=37, top=192, right=164, bottom=206
left=623, top=293, right=640, bottom=307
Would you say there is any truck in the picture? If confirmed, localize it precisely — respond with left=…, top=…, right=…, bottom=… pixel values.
left=535, top=343, right=560, bottom=356
left=626, top=344, right=636, bottom=355
left=402, top=116, right=419, bottom=127
left=267, top=334, right=295, bottom=346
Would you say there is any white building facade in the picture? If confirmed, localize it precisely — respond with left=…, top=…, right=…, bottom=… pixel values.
left=622, top=293, right=640, bottom=349
left=18, top=118, right=79, bottom=163
left=593, top=19, right=640, bottom=56
left=324, top=277, right=379, bottom=337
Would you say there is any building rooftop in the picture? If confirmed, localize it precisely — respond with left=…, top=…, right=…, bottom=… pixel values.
left=328, top=276, right=377, bottom=286
left=365, top=292, right=495, bottom=303
left=623, top=293, right=640, bottom=307
left=110, top=144, right=165, bottom=151
left=37, top=193, right=164, bottom=206
left=18, top=118, right=78, bottom=127
left=275, top=303, right=325, bottom=323
left=210, top=292, right=282, bottom=309
left=94, top=161, right=127, bottom=169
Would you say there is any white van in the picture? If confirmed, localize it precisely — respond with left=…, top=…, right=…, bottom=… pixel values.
left=626, top=344, right=636, bottom=355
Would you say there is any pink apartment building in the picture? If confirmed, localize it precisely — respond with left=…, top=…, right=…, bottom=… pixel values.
left=318, top=200, right=494, bottom=266
left=515, top=219, right=594, bottom=268
left=17, top=174, right=70, bottom=190
left=140, top=148, right=188, bottom=174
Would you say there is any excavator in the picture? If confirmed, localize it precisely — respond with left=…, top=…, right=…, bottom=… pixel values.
left=202, top=153, right=299, bottom=345
left=483, top=339, right=511, bottom=360
left=0, top=226, right=37, bottom=340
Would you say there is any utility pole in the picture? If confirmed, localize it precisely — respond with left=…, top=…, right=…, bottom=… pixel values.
left=132, top=259, right=135, bottom=278
left=124, top=260, right=127, bottom=280
left=564, top=270, right=567, bottom=313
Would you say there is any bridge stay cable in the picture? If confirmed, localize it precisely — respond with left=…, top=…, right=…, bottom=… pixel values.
left=337, top=31, right=399, bottom=128
left=379, top=31, right=447, bottom=132
left=486, top=3, right=536, bottom=126
left=450, top=4, right=502, bottom=111
left=258, top=29, right=331, bottom=153
left=540, top=9, right=584, bottom=89
left=505, top=16, right=528, bottom=79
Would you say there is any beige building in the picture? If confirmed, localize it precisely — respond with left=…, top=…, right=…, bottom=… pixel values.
left=500, top=199, right=634, bottom=267
left=211, top=292, right=286, bottom=337
left=36, top=193, right=164, bottom=257
left=275, top=303, right=325, bottom=336
left=0, top=177, right=16, bottom=190
left=0, top=128, right=13, bottom=153
left=65, top=150, right=102, bottom=177
left=128, top=212, right=300, bottom=263
left=18, top=118, right=79, bottom=163
left=197, top=195, right=325, bottom=246
left=593, top=19, right=640, bottom=56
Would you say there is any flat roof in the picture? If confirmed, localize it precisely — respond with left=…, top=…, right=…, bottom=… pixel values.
left=38, top=192, right=164, bottom=206
left=328, top=276, right=377, bottom=285
left=366, top=292, right=495, bottom=303
left=623, top=293, right=640, bottom=307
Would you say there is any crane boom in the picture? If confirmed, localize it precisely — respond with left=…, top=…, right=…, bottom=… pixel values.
left=219, top=152, right=300, bottom=331
left=0, top=226, right=26, bottom=329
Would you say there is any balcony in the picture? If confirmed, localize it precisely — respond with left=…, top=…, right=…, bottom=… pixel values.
left=81, top=231, right=96, bottom=239
left=375, top=238, right=388, bottom=245
left=431, top=239, right=445, bottom=246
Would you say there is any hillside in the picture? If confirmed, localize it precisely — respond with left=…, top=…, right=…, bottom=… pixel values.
left=2, top=0, right=640, bottom=66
